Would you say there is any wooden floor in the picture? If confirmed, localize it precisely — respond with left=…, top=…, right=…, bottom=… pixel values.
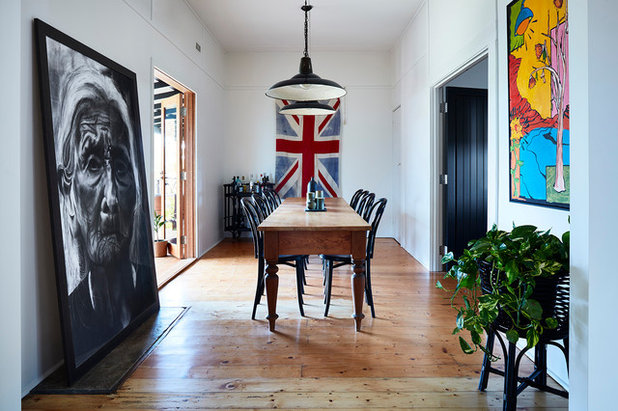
left=155, top=255, right=196, bottom=288
left=23, top=238, right=567, bottom=409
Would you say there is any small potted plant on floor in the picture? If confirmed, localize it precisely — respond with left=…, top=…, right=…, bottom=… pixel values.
left=437, top=224, right=569, bottom=357
left=153, top=212, right=168, bottom=258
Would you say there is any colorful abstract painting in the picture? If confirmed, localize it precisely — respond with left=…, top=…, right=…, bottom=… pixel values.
left=508, top=0, right=569, bottom=209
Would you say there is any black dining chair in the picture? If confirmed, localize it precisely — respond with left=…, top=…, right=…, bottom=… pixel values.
left=241, top=197, right=307, bottom=319
left=321, top=191, right=374, bottom=286
left=261, top=190, right=278, bottom=214
left=357, top=192, right=375, bottom=222
left=322, top=198, right=387, bottom=317
left=252, top=193, right=271, bottom=219
left=264, top=187, right=282, bottom=207
left=255, top=193, right=309, bottom=287
left=349, top=189, right=366, bottom=210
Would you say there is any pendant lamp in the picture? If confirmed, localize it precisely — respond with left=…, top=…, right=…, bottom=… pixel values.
left=266, top=0, right=346, bottom=102
left=279, top=100, right=336, bottom=116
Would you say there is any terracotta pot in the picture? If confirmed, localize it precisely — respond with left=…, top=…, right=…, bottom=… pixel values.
left=153, top=240, right=168, bottom=257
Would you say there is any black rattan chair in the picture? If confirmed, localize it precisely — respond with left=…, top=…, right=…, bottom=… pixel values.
left=240, top=198, right=307, bottom=318
left=322, top=198, right=387, bottom=317
left=477, top=261, right=569, bottom=411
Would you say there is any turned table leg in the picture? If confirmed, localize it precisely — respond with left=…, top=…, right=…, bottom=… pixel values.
left=264, top=259, right=279, bottom=332
left=263, top=231, right=280, bottom=332
left=351, top=231, right=367, bottom=331
left=351, top=259, right=366, bottom=331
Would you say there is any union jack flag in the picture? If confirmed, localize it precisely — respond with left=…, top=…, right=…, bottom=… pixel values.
left=274, top=99, right=341, bottom=198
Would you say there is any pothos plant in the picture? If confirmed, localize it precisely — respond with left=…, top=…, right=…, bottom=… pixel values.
left=437, top=224, right=569, bottom=358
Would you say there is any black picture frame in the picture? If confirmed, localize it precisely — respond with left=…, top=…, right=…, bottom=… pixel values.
left=34, top=19, right=160, bottom=384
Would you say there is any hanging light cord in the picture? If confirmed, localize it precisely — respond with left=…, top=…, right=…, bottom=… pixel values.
left=302, top=0, right=312, bottom=58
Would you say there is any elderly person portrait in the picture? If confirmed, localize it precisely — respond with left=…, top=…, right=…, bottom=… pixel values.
left=52, top=66, right=156, bottom=366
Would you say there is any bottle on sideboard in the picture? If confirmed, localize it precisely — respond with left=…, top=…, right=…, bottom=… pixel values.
left=307, top=177, right=317, bottom=194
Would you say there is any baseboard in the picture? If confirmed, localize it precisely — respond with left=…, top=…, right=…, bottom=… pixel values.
left=22, top=359, right=63, bottom=399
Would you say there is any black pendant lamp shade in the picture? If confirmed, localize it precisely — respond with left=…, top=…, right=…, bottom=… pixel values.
left=266, top=2, right=346, bottom=102
left=279, top=100, right=336, bottom=116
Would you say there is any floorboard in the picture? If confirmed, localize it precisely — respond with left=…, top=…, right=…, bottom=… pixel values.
left=22, top=238, right=567, bottom=409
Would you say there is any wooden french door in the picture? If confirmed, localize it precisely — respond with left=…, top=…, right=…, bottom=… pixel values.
left=159, top=94, right=183, bottom=258
left=157, top=91, right=195, bottom=259
left=444, top=87, right=488, bottom=260
left=154, top=69, right=195, bottom=260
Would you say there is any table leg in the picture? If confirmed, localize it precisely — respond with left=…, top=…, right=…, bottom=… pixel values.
left=265, top=259, right=279, bottom=331
left=351, top=258, right=366, bottom=331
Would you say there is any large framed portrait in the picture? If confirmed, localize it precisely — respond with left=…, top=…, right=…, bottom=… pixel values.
left=507, top=0, right=569, bottom=209
left=35, top=19, right=159, bottom=384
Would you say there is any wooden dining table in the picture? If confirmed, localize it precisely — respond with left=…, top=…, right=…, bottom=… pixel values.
left=257, top=197, right=371, bottom=332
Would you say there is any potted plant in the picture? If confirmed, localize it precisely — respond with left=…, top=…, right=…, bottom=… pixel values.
left=437, top=224, right=569, bottom=357
left=153, top=212, right=168, bottom=258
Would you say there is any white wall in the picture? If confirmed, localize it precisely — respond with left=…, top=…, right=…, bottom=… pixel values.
left=224, top=51, right=394, bottom=237
left=392, top=3, right=430, bottom=266
left=1, top=1, right=22, bottom=409
left=392, top=0, right=497, bottom=269
left=19, top=0, right=226, bottom=395
left=570, top=1, right=618, bottom=409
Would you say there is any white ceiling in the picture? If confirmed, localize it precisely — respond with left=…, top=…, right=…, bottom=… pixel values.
left=187, top=0, right=423, bottom=52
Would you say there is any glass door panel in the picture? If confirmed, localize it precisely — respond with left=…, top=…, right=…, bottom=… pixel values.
left=160, top=94, right=183, bottom=258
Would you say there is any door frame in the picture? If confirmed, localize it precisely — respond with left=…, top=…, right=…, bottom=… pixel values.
left=392, top=105, right=402, bottom=244
left=429, top=49, right=491, bottom=272
left=154, top=67, right=196, bottom=259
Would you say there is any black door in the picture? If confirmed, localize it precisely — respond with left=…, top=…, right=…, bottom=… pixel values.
left=444, top=87, right=488, bottom=260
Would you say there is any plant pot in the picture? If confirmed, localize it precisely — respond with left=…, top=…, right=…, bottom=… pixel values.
left=478, top=260, right=568, bottom=339
left=153, top=240, right=168, bottom=258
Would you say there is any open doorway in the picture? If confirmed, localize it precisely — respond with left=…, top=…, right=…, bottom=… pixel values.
left=432, top=55, right=489, bottom=270
left=153, top=68, right=196, bottom=287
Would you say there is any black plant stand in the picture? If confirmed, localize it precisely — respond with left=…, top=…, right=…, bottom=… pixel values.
left=478, top=329, right=569, bottom=411
left=477, top=263, right=570, bottom=411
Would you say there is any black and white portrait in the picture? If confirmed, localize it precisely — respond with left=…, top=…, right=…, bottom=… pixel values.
left=36, top=20, right=158, bottom=383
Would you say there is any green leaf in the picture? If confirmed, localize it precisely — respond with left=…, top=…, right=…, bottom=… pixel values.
left=441, top=252, right=455, bottom=264
left=545, top=317, right=558, bottom=329
left=526, top=328, right=540, bottom=348
left=523, top=299, right=543, bottom=320
left=471, top=331, right=482, bottom=345
left=504, top=260, right=520, bottom=284
left=456, top=311, right=465, bottom=329
left=511, top=225, right=537, bottom=238
left=459, top=336, right=474, bottom=354
left=562, top=231, right=570, bottom=248
left=506, top=329, right=519, bottom=344
left=435, top=280, right=445, bottom=290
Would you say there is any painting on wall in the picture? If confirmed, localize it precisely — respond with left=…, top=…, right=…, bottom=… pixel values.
left=274, top=99, right=342, bottom=198
left=35, top=19, right=159, bottom=384
left=507, top=0, right=569, bottom=209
